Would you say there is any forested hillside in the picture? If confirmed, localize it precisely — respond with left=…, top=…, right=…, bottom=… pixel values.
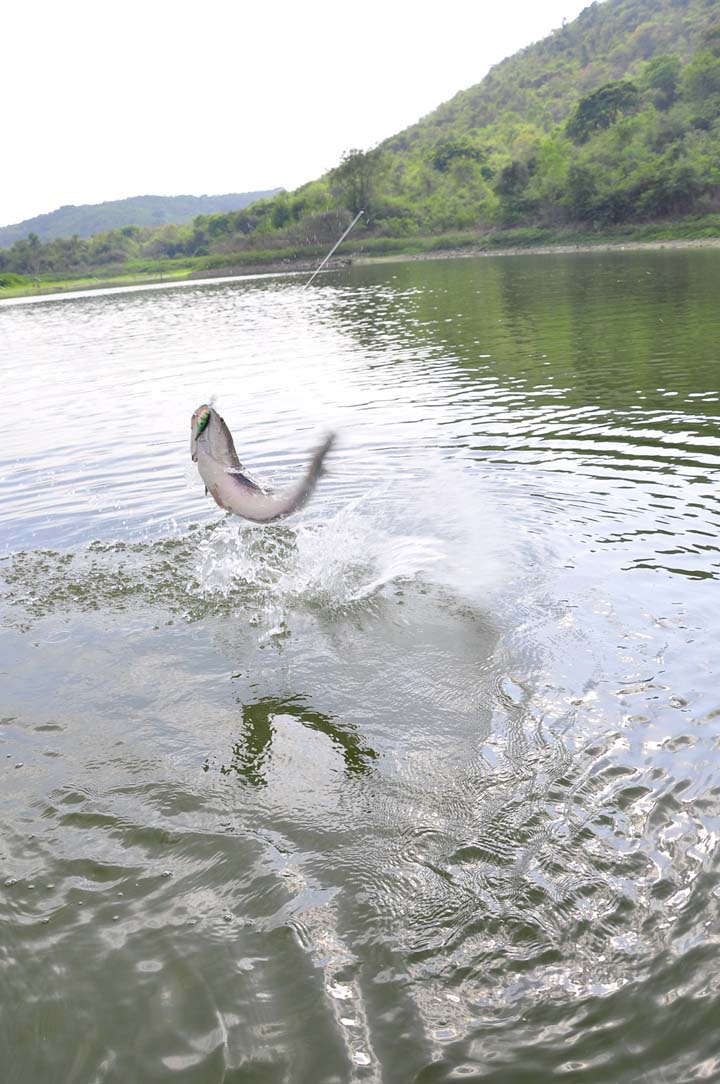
left=2, top=0, right=719, bottom=283
left=373, top=0, right=720, bottom=229
left=0, top=191, right=282, bottom=248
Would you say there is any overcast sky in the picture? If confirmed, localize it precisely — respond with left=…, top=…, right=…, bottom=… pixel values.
left=3, top=0, right=591, bottom=227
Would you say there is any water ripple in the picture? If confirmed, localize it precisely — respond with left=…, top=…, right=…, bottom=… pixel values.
left=2, top=252, right=720, bottom=1082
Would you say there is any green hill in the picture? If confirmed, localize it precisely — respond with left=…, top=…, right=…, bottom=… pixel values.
left=366, top=0, right=720, bottom=231
left=207, top=0, right=720, bottom=247
left=0, top=191, right=282, bottom=248
left=2, top=0, right=720, bottom=285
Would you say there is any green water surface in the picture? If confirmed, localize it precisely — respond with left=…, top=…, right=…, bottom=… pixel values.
left=1, top=250, right=720, bottom=1083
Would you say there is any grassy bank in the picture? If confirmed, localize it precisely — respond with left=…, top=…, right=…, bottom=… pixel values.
left=0, top=264, right=194, bottom=300
left=2, top=215, right=720, bottom=300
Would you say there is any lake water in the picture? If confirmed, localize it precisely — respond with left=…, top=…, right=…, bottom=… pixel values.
left=2, top=251, right=720, bottom=1083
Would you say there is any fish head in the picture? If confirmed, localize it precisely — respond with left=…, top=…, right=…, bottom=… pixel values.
left=191, top=403, right=241, bottom=469
left=190, top=403, right=212, bottom=461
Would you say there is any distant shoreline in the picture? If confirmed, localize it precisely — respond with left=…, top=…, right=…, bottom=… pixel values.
left=3, top=236, right=720, bottom=301
left=355, top=236, right=720, bottom=263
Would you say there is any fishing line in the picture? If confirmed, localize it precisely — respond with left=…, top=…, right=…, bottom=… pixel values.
left=303, top=209, right=364, bottom=289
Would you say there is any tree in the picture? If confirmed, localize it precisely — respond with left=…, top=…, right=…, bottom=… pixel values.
left=494, top=159, right=537, bottom=222
left=330, top=148, right=378, bottom=215
left=566, top=81, right=640, bottom=143
left=429, top=139, right=486, bottom=173
left=642, top=54, right=681, bottom=108
left=636, top=157, right=705, bottom=217
left=682, top=50, right=720, bottom=104
left=270, top=196, right=292, bottom=230
left=27, top=232, right=41, bottom=274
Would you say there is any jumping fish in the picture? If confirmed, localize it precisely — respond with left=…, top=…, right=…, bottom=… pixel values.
left=190, top=404, right=335, bottom=523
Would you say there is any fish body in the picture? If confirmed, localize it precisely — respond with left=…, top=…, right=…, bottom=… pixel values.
left=191, top=404, right=335, bottom=523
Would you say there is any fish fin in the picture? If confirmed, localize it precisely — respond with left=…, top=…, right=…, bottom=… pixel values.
left=224, top=465, right=266, bottom=493
left=205, top=486, right=209, bottom=496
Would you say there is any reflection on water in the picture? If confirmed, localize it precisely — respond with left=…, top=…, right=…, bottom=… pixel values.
left=2, top=251, right=720, bottom=1083
left=216, top=695, right=378, bottom=785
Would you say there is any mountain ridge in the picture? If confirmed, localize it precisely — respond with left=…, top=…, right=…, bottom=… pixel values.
left=0, top=190, right=283, bottom=248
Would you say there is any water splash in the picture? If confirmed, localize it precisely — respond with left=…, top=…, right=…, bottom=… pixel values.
left=192, top=497, right=446, bottom=613
left=191, top=458, right=515, bottom=618
left=2, top=456, right=514, bottom=641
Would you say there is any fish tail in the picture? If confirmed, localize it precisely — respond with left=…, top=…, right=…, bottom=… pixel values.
left=266, top=432, right=336, bottom=520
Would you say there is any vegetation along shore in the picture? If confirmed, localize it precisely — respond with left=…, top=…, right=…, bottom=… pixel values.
left=3, top=224, right=720, bottom=301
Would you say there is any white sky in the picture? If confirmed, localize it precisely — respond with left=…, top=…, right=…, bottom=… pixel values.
left=2, top=0, right=590, bottom=227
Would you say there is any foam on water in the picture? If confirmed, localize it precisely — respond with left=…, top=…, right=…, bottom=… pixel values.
left=190, top=458, right=515, bottom=621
